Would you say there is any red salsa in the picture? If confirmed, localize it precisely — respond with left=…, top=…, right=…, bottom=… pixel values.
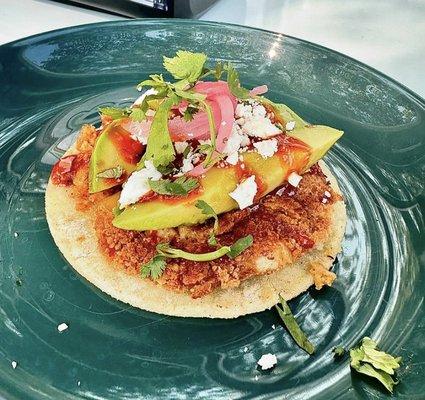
left=50, top=153, right=89, bottom=186
left=108, top=125, right=144, bottom=164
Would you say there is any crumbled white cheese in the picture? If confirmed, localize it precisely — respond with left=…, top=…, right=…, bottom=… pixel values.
left=11, top=361, right=17, bottom=369
left=254, top=375, right=259, bottom=381
left=229, top=175, right=258, bottom=209
left=174, top=141, right=188, bottom=154
left=243, top=346, right=248, bottom=353
left=226, top=152, right=239, bottom=165
left=57, top=322, right=68, bottom=332
left=181, top=155, right=194, bottom=173
left=271, top=324, right=276, bottom=330
left=322, top=198, right=328, bottom=204
left=324, top=190, right=331, bottom=198
left=288, top=171, right=303, bottom=187
left=119, top=160, right=162, bottom=208
left=236, top=102, right=281, bottom=139
left=133, top=88, right=158, bottom=105
left=257, top=353, right=277, bottom=370
left=253, top=139, right=278, bottom=159
left=77, top=381, right=81, bottom=387
left=13, top=232, right=19, bottom=238
left=124, top=120, right=149, bottom=145
left=285, top=121, right=296, bottom=131
left=223, top=123, right=250, bottom=157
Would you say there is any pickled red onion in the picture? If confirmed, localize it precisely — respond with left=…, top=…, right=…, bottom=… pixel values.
left=210, top=94, right=234, bottom=152
left=250, top=85, right=268, bottom=95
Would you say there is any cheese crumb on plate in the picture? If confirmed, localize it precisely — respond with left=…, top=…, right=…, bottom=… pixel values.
left=257, top=353, right=277, bottom=370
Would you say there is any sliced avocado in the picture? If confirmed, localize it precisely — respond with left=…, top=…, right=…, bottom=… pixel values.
left=113, top=125, right=343, bottom=231
left=287, top=125, right=343, bottom=170
left=89, top=122, right=144, bottom=193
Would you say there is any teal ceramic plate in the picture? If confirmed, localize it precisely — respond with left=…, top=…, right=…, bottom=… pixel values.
left=0, top=20, right=423, bottom=399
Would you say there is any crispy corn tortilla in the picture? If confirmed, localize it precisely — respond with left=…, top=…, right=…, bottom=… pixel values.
left=45, top=157, right=346, bottom=318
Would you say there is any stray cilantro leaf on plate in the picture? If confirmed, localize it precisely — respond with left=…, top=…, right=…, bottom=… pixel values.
left=333, top=346, right=345, bottom=357
left=349, top=337, right=402, bottom=393
left=140, top=255, right=167, bottom=280
left=275, top=295, right=315, bottom=355
left=227, top=235, right=253, bottom=258
left=149, top=176, right=199, bottom=196
left=96, top=166, right=124, bottom=179
left=163, top=50, right=207, bottom=83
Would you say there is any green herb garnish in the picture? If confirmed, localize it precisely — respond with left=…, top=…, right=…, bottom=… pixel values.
left=227, top=235, right=254, bottom=258
left=153, top=234, right=253, bottom=263
left=163, top=50, right=207, bottom=83
left=350, top=337, right=402, bottom=393
left=183, top=105, right=199, bottom=122
left=141, top=96, right=178, bottom=168
left=275, top=294, right=315, bottom=355
left=333, top=346, right=345, bottom=357
left=99, top=106, right=130, bottom=120
left=99, top=106, right=147, bottom=122
left=227, top=64, right=250, bottom=100
left=156, top=243, right=231, bottom=262
left=141, top=255, right=167, bottom=279
left=96, top=166, right=124, bottom=179
left=149, top=176, right=199, bottom=196
left=196, top=200, right=219, bottom=246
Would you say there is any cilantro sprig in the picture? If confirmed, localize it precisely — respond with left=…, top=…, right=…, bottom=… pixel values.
left=275, top=294, right=315, bottom=355
left=140, top=234, right=253, bottom=279
left=149, top=176, right=199, bottom=196
left=96, top=166, right=124, bottom=179
left=140, top=255, right=167, bottom=279
left=350, top=337, right=402, bottom=393
left=163, top=50, right=207, bottom=83
left=196, top=200, right=219, bottom=246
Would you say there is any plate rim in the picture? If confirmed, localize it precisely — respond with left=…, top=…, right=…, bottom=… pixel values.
left=2, top=17, right=424, bottom=107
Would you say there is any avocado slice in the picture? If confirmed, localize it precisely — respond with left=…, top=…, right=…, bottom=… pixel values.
left=112, top=125, right=343, bottom=231
left=89, top=122, right=144, bottom=193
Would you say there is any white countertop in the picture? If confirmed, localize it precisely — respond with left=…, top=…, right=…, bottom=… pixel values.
left=1, top=0, right=424, bottom=98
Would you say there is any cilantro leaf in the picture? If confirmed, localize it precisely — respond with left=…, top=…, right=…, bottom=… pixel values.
left=137, top=74, right=166, bottom=90
left=349, top=337, right=402, bottom=393
left=149, top=176, right=199, bottom=196
left=351, top=361, right=398, bottom=394
left=275, top=294, right=315, bottom=355
left=196, top=200, right=219, bottom=246
left=129, top=107, right=145, bottom=122
left=163, top=50, right=207, bottom=83
left=227, top=64, right=250, bottom=100
left=99, top=106, right=130, bottom=120
left=227, top=235, right=253, bottom=258
left=183, top=105, right=199, bottom=122
left=333, top=346, right=345, bottom=357
left=196, top=200, right=219, bottom=233
left=182, top=145, right=191, bottom=158
left=141, top=96, right=178, bottom=168
left=112, top=205, right=122, bottom=217
left=141, top=255, right=167, bottom=280
left=96, top=166, right=124, bottom=179
left=207, top=234, right=218, bottom=247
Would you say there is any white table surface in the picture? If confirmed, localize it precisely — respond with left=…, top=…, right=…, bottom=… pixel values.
left=1, top=0, right=424, bottom=98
